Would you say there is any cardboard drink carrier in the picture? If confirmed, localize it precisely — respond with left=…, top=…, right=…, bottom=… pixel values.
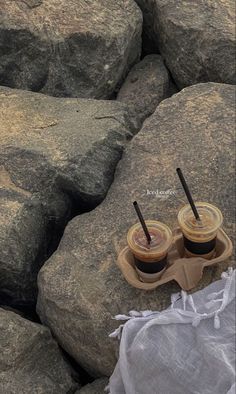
left=117, top=227, right=233, bottom=291
left=120, top=181, right=233, bottom=291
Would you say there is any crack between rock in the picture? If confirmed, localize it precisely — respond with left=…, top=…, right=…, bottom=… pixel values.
left=94, top=115, right=127, bottom=129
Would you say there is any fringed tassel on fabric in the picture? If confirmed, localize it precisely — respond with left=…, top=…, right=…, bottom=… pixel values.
left=221, top=267, right=234, bottom=279
left=109, top=269, right=235, bottom=338
left=171, top=292, right=181, bottom=308
left=109, top=310, right=160, bottom=339
left=192, top=315, right=201, bottom=327
left=181, top=290, right=188, bottom=310
left=109, top=324, right=124, bottom=339
left=214, top=313, right=221, bottom=329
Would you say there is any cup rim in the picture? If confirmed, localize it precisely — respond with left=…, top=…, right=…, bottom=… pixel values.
left=127, top=220, right=173, bottom=260
left=177, top=201, right=223, bottom=241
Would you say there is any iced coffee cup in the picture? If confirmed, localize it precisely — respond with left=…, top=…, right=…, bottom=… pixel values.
left=127, top=220, right=173, bottom=282
left=177, top=202, right=223, bottom=259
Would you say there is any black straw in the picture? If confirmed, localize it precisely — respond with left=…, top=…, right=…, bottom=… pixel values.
left=133, top=201, right=152, bottom=244
left=176, top=168, right=200, bottom=221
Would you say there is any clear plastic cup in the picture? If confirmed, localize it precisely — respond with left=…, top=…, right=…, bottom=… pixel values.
left=127, top=220, right=173, bottom=282
left=177, top=202, right=223, bottom=259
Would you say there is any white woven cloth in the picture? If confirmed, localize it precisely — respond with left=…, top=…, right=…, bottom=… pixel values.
left=108, top=269, right=236, bottom=394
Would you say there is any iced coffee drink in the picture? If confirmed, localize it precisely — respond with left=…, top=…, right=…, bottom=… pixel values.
left=127, top=220, right=173, bottom=282
left=178, top=202, right=223, bottom=259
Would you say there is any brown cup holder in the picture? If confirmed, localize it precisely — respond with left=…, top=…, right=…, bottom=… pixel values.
left=117, top=228, right=233, bottom=291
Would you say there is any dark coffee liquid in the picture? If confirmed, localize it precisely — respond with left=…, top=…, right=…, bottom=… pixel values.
left=134, top=255, right=167, bottom=274
left=183, top=236, right=216, bottom=255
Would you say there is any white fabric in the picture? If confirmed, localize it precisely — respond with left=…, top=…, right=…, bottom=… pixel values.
left=108, top=269, right=236, bottom=394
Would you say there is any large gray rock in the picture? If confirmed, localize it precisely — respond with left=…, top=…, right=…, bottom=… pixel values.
left=77, top=378, right=109, bottom=394
left=134, top=0, right=236, bottom=88
left=37, top=83, right=235, bottom=377
left=0, top=0, right=142, bottom=98
left=0, top=86, right=136, bottom=307
left=117, top=54, right=177, bottom=124
left=0, top=307, right=78, bottom=393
